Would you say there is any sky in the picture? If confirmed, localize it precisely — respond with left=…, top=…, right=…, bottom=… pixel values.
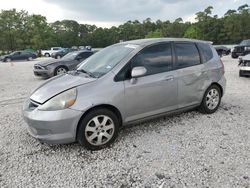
left=0, top=0, right=248, bottom=27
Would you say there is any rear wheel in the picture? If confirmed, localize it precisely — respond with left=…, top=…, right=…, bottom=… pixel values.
left=77, top=108, right=120, bottom=150
left=45, top=53, right=50, bottom=57
left=198, top=85, right=222, bottom=114
left=27, top=57, right=33, bottom=61
left=54, top=66, right=68, bottom=75
left=56, top=55, right=61, bottom=59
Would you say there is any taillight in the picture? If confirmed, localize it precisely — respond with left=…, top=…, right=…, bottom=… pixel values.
left=220, top=59, right=225, bottom=75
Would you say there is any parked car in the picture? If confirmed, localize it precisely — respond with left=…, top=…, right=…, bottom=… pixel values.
left=239, top=54, right=250, bottom=77
left=0, top=51, right=37, bottom=62
left=33, top=50, right=93, bottom=78
left=231, top=39, right=250, bottom=58
left=41, top=47, right=63, bottom=57
left=51, top=48, right=77, bottom=59
left=214, top=46, right=231, bottom=57
left=23, top=38, right=226, bottom=150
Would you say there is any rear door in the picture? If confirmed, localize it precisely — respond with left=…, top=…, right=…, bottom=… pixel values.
left=20, top=52, right=29, bottom=60
left=173, top=42, right=208, bottom=108
left=123, top=42, right=178, bottom=122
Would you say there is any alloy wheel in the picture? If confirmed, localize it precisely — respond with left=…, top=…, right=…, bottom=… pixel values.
left=85, top=115, right=115, bottom=146
left=206, top=88, right=219, bottom=110
left=56, top=67, right=67, bottom=75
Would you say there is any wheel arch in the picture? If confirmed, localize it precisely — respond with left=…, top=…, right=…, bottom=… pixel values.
left=75, top=104, right=123, bottom=140
left=54, top=65, right=69, bottom=75
left=210, top=82, right=223, bottom=96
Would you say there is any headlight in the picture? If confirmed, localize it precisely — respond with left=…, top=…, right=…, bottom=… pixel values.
left=244, top=47, right=250, bottom=51
left=38, top=88, right=77, bottom=111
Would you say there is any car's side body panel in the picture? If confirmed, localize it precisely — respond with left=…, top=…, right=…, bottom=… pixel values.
left=23, top=38, right=226, bottom=145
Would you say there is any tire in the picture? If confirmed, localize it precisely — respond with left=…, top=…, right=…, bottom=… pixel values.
left=54, top=66, right=68, bottom=76
left=56, top=55, right=61, bottom=59
left=231, top=53, right=238, bottom=59
left=239, top=70, right=244, bottom=77
left=77, top=108, right=120, bottom=150
left=45, top=53, right=50, bottom=57
left=198, top=85, right=222, bottom=114
left=27, top=57, right=33, bottom=61
left=4, top=58, right=11, bottom=62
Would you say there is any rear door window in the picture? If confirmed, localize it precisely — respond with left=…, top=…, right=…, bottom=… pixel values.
left=174, top=43, right=201, bottom=69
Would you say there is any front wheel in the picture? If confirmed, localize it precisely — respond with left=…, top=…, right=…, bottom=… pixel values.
left=5, top=58, right=11, bottom=62
left=198, top=85, right=222, bottom=114
left=56, top=55, right=61, bottom=59
left=77, top=108, right=120, bottom=150
left=231, top=53, right=238, bottom=59
left=54, top=66, right=68, bottom=76
left=45, top=53, right=50, bottom=57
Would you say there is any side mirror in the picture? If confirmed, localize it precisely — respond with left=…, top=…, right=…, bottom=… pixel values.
left=131, top=66, right=147, bottom=78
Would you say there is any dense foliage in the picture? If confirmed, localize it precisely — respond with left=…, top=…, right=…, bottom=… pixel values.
left=0, top=4, right=249, bottom=51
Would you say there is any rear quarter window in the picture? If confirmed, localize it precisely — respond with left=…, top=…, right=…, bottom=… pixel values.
left=197, top=43, right=213, bottom=63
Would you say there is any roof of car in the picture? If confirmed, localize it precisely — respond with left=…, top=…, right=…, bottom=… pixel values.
left=121, top=38, right=212, bottom=46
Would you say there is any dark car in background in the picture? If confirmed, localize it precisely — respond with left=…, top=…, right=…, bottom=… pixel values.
left=0, top=51, right=37, bottom=62
left=231, top=39, right=250, bottom=58
left=239, top=54, right=250, bottom=77
left=33, top=50, right=94, bottom=78
left=51, top=48, right=77, bottom=59
left=214, top=46, right=231, bottom=57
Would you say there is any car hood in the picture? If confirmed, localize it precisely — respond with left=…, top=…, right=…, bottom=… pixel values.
left=30, top=73, right=97, bottom=104
left=36, top=58, right=72, bottom=67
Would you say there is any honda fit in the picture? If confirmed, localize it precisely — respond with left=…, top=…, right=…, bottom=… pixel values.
left=22, top=38, right=226, bottom=150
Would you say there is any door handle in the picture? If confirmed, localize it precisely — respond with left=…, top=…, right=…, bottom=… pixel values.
left=163, top=75, right=174, bottom=81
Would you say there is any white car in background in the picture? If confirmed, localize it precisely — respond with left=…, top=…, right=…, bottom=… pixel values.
left=41, top=47, right=63, bottom=57
left=239, top=54, right=250, bottom=77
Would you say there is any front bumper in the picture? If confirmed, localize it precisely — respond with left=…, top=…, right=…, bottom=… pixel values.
left=22, top=101, right=83, bottom=144
left=239, top=66, right=250, bottom=76
left=33, top=68, right=54, bottom=78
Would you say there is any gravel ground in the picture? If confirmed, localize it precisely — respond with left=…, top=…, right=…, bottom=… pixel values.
left=0, top=56, right=250, bottom=188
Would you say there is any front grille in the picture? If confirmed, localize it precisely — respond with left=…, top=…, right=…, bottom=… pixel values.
left=235, top=46, right=244, bottom=53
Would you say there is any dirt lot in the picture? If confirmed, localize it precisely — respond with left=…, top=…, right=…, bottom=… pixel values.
left=0, top=56, right=250, bottom=187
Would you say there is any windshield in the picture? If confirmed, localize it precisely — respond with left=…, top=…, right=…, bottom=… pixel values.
left=62, top=51, right=79, bottom=60
left=77, top=44, right=137, bottom=78
left=240, top=40, right=250, bottom=46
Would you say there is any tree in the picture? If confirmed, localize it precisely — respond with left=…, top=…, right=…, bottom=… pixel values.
left=145, top=30, right=163, bottom=38
left=0, top=4, right=250, bottom=50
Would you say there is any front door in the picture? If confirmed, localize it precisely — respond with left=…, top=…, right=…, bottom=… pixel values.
left=124, top=42, right=178, bottom=122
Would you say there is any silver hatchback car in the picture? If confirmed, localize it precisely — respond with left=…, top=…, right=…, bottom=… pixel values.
left=23, top=38, right=226, bottom=150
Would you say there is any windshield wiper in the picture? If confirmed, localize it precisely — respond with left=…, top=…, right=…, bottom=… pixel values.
left=76, top=69, right=96, bottom=78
